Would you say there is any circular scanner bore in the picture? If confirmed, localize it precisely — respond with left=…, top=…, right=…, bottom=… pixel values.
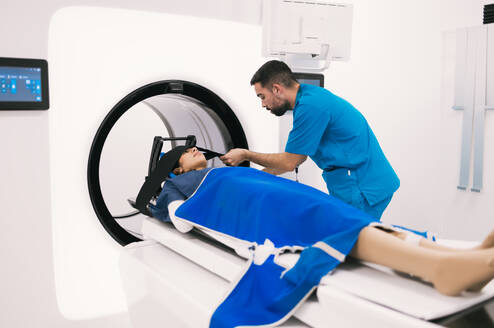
left=88, top=80, right=248, bottom=246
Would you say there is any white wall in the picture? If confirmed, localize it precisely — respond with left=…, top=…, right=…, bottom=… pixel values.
left=0, top=0, right=492, bottom=327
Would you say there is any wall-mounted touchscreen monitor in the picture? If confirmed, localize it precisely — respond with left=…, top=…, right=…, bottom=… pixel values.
left=0, top=57, right=49, bottom=110
left=293, top=72, right=324, bottom=88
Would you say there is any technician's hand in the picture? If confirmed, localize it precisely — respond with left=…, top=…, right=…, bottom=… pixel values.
left=220, top=148, right=248, bottom=166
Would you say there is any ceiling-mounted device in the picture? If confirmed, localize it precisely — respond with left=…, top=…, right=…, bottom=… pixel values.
left=262, top=0, right=353, bottom=72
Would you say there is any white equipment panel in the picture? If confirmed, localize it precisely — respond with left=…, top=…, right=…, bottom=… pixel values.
left=262, top=0, right=353, bottom=71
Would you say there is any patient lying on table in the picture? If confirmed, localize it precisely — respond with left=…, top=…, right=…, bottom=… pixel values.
left=150, top=146, right=494, bottom=298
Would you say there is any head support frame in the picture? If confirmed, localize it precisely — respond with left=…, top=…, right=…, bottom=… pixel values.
left=134, top=135, right=223, bottom=216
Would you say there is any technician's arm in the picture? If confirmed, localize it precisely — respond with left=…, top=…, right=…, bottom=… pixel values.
left=220, top=149, right=306, bottom=173
left=262, top=167, right=286, bottom=175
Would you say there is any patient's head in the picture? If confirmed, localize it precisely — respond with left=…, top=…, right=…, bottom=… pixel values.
left=173, top=147, right=207, bottom=175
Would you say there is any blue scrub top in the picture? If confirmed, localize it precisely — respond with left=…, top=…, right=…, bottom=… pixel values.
left=285, top=84, right=400, bottom=206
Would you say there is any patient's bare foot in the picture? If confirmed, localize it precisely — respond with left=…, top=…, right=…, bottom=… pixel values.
left=432, top=249, right=494, bottom=296
left=475, top=230, right=494, bottom=250
left=468, top=230, right=494, bottom=292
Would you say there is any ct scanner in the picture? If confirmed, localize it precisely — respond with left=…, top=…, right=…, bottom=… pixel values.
left=88, top=80, right=249, bottom=245
left=43, top=3, right=494, bottom=328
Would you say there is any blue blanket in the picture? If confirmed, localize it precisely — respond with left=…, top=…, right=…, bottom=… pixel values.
left=173, top=167, right=380, bottom=327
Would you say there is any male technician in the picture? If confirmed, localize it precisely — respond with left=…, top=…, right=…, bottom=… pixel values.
left=220, top=60, right=399, bottom=219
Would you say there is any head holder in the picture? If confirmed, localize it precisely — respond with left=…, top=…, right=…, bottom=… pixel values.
left=134, top=135, right=223, bottom=216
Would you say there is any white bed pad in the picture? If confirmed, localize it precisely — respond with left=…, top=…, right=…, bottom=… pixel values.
left=141, top=217, right=494, bottom=322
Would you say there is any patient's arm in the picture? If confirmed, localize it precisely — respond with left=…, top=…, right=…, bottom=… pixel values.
left=350, top=227, right=494, bottom=296
left=168, top=200, right=192, bottom=233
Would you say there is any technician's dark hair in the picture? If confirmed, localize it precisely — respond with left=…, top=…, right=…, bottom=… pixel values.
left=250, top=60, right=297, bottom=88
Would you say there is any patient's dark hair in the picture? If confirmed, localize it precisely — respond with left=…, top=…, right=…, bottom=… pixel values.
left=250, top=60, right=297, bottom=88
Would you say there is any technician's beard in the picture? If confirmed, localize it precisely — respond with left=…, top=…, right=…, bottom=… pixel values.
left=270, top=100, right=291, bottom=117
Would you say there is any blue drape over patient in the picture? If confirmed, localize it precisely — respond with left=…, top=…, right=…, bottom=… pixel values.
left=151, top=167, right=429, bottom=327
left=176, top=167, right=377, bottom=250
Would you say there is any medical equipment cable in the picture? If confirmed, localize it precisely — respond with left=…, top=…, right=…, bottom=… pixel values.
left=113, top=210, right=140, bottom=219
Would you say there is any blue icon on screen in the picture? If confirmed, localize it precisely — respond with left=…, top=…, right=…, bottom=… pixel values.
left=10, top=80, right=16, bottom=94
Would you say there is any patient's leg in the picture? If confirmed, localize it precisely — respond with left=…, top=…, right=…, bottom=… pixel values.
left=418, top=229, right=494, bottom=252
left=350, top=227, right=494, bottom=296
left=391, top=229, right=494, bottom=291
left=390, top=229, right=494, bottom=252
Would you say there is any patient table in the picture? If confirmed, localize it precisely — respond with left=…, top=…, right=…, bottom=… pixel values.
left=119, top=218, right=494, bottom=327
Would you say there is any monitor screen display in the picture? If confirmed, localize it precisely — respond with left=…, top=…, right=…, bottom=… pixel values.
left=0, top=66, right=43, bottom=102
left=297, top=78, right=323, bottom=87
left=0, top=58, right=49, bottom=110
left=293, top=72, right=324, bottom=88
